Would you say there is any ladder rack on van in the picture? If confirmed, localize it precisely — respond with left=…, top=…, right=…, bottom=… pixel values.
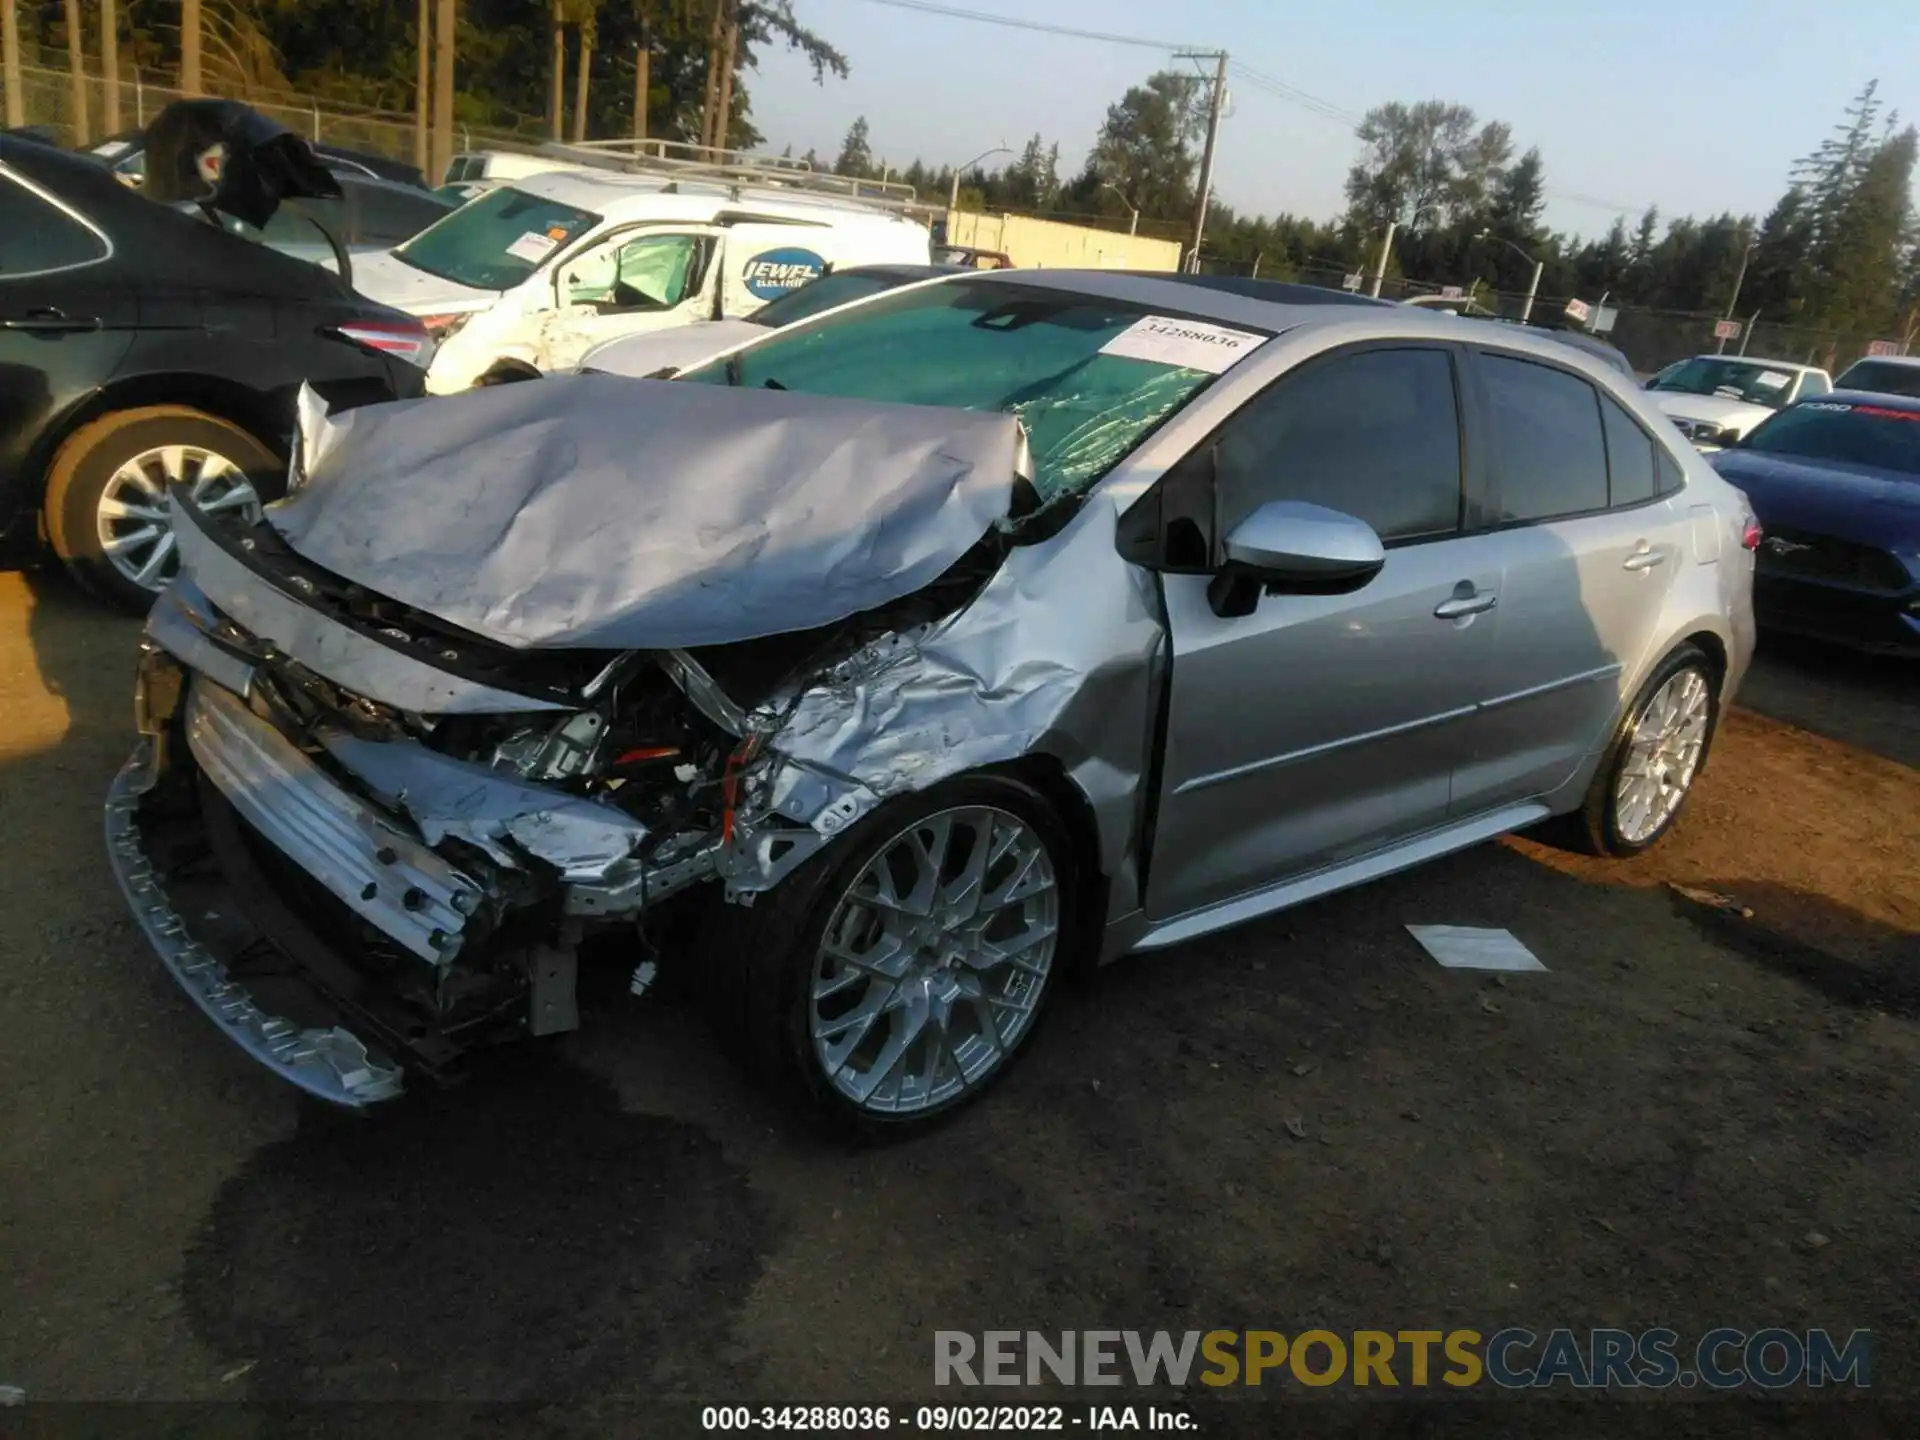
left=535, top=137, right=923, bottom=212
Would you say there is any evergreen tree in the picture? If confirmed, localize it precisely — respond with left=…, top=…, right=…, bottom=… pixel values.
left=834, top=115, right=872, bottom=177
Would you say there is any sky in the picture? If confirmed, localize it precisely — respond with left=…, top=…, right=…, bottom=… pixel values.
left=743, top=0, right=1920, bottom=240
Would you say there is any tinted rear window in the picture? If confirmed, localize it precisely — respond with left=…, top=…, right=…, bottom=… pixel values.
left=1601, top=396, right=1657, bottom=506
left=1483, top=355, right=1609, bottom=521
left=0, top=175, right=109, bottom=274
left=1833, top=360, right=1920, bottom=398
left=1741, top=401, right=1920, bottom=475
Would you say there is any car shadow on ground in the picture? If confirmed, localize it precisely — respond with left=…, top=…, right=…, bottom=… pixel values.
left=1737, top=633, right=1920, bottom=769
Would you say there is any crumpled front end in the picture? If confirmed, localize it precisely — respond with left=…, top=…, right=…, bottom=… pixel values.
left=109, top=384, right=1162, bottom=1108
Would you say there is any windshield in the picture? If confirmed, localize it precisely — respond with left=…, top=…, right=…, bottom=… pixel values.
left=1649, top=357, right=1801, bottom=408
left=1834, top=359, right=1920, bottom=398
left=679, top=281, right=1259, bottom=505
left=393, top=185, right=599, bottom=291
left=1740, top=401, right=1920, bottom=475
left=748, top=271, right=909, bottom=328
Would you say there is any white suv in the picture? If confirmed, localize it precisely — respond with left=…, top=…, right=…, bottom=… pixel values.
left=351, top=168, right=932, bottom=391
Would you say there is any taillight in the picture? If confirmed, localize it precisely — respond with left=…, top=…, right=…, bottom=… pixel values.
left=1741, top=518, right=1763, bottom=551
left=417, top=312, right=472, bottom=338
left=330, top=315, right=433, bottom=368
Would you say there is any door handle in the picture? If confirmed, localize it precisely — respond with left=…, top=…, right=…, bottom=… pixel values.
left=1434, top=590, right=1498, bottom=619
left=1, top=307, right=101, bottom=334
left=1622, top=545, right=1667, bottom=571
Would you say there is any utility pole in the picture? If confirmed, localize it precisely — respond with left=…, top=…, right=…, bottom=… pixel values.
left=711, top=2, right=738, bottom=152
left=431, top=0, right=455, bottom=186
left=698, top=0, right=724, bottom=149
left=1717, top=239, right=1757, bottom=354
left=3, top=0, right=25, bottom=130
left=180, top=0, right=202, bottom=96
left=549, top=1, right=565, bottom=140
left=1368, top=220, right=1399, bottom=298
left=100, top=0, right=119, bottom=134
left=1521, top=259, right=1543, bottom=322
left=62, top=0, right=87, bottom=145
left=572, top=16, right=592, bottom=141
left=415, top=0, right=430, bottom=174
left=631, top=20, right=649, bottom=141
left=1176, top=50, right=1228, bottom=273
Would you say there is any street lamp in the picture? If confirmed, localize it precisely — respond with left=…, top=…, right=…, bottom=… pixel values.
left=947, top=145, right=1012, bottom=214
left=1369, top=204, right=1436, bottom=298
left=1718, top=238, right=1758, bottom=354
left=1477, top=230, right=1544, bottom=323
left=1101, top=181, right=1139, bottom=237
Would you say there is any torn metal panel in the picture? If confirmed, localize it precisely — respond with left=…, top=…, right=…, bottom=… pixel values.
left=742, top=496, right=1166, bottom=920
left=318, top=730, right=648, bottom=883
left=172, top=492, right=568, bottom=715
left=185, top=680, right=485, bottom=964
left=265, top=376, right=1026, bottom=651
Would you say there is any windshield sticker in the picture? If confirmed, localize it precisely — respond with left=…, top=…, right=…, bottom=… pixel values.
left=545, top=225, right=572, bottom=241
left=92, top=139, right=133, bottom=158
left=1099, top=316, right=1268, bottom=374
left=1753, top=371, right=1791, bottom=390
left=506, top=231, right=561, bottom=264
left=742, top=247, right=826, bottom=301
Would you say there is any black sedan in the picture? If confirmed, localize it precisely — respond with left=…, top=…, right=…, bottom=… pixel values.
left=1709, top=392, right=1920, bottom=653
left=0, top=133, right=429, bottom=609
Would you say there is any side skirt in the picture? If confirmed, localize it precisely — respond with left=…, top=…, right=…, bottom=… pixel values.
left=1116, top=801, right=1553, bottom=957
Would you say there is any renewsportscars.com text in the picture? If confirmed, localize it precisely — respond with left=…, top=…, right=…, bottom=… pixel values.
left=934, top=1328, right=1872, bottom=1390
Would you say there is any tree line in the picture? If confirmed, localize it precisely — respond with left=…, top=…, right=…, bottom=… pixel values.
left=837, top=75, right=1919, bottom=356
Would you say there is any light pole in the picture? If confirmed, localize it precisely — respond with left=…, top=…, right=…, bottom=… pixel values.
left=1478, top=231, right=1544, bottom=323
left=947, top=145, right=1011, bottom=215
left=1101, top=181, right=1139, bottom=236
left=1369, top=204, right=1435, bottom=298
left=1717, top=238, right=1758, bottom=354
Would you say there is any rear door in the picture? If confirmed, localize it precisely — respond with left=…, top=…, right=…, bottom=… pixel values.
left=1145, top=342, right=1508, bottom=921
left=0, top=169, right=136, bottom=514
left=1450, top=349, right=1686, bottom=814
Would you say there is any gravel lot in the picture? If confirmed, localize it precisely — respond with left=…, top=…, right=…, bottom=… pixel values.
left=2, top=566, right=1915, bottom=1435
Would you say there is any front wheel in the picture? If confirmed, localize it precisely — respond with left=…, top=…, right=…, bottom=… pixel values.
left=43, top=406, right=280, bottom=612
left=1563, top=644, right=1720, bottom=857
left=709, top=775, right=1078, bottom=1135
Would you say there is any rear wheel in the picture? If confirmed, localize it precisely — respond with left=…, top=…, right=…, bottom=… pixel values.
left=707, top=774, right=1077, bottom=1136
left=1561, top=644, right=1720, bottom=857
left=43, top=407, right=279, bottom=612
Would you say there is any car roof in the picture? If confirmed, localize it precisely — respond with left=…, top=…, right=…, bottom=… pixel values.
left=1839, top=353, right=1920, bottom=370
left=511, top=167, right=918, bottom=228
left=958, top=269, right=1645, bottom=374
left=1814, top=389, right=1920, bottom=411
left=1680, top=354, right=1824, bottom=374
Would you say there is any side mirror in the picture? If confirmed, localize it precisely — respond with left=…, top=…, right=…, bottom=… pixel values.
left=1207, top=500, right=1386, bottom=619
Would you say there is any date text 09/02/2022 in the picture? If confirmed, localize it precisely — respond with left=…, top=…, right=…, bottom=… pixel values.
left=701, top=1406, right=1193, bottom=1431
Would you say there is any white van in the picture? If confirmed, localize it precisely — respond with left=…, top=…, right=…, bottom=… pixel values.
left=440, top=149, right=589, bottom=187
left=351, top=169, right=933, bottom=392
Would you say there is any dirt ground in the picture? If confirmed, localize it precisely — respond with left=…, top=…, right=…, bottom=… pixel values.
left=1, top=566, right=1916, bottom=1437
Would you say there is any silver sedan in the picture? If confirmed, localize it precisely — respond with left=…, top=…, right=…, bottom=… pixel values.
left=110, top=271, right=1757, bottom=1133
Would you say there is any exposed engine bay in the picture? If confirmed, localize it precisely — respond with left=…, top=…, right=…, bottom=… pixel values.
left=106, top=375, right=1162, bottom=1108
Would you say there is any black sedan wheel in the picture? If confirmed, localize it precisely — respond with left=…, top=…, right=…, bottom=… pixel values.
left=44, top=406, right=279, bottom=611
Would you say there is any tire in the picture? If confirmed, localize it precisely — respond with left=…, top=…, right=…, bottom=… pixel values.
left=43, top=406, right=281, bottom=613
left=705, top=773, right=1081, bottom=1138
left=1556, top=643, right=1720, bottom=857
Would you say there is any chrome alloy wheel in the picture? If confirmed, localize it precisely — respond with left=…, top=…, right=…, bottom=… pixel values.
left=96, top=444, right=261, bottom=591
left=810, top=805, right=1060, bottom=1117
left=1614, top=667, right=1711, bottom=844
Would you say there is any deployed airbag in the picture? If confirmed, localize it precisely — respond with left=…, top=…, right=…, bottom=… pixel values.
left=268, top=377, right=1023, bottom=650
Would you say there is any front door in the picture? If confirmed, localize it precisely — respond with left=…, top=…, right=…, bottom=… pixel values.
left=1145, top=343, right=1502, bottom=921
left=535, top=228, right=720, bottom=370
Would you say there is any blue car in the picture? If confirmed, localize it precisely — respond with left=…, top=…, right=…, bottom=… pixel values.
left=1709, top=391, right=1920, bottom=652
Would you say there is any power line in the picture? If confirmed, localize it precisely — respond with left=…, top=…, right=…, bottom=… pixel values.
left=845, top=0, right=1200, bottom=52
left=1228, top=60, right=1363, bottom=127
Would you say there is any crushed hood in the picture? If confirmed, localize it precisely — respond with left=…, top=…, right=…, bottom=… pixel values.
left=267, top=375, right=1025, bottom=650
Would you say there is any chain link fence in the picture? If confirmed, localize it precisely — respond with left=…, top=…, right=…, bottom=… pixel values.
left=6, top=58, right=542, bottom=176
